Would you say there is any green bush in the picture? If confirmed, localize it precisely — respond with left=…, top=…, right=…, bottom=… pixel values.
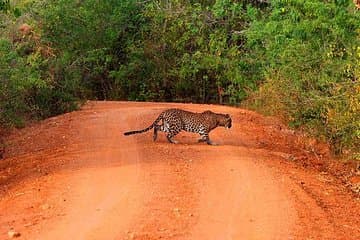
left=1, top=0, right=359, bottom=157
left=245, top=0, right=360, bottom=155
left=37, top=0, right=146, bottom=100
left=0, top=38, right=41, bottom=127
left=110, top=0, right=262, bottom=103
left=37, top=0, right=261, bottom=103
left=0, top=6, right=79, bottom=127
left=0, top=0, right=10, bottom=12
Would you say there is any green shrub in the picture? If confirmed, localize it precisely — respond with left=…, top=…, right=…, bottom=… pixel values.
left=0, top=38, right=40, bottom=127
left=245, top=0, right=360, bottom=155
left=1, top=0, right=359, bottom=157
left=112, top=0, right=262, bottom=103
left=0, top=5, right=79, bottom=127
left=37, top=0, right=146, bottom=100
left=0, top=0, right=10, bottom=12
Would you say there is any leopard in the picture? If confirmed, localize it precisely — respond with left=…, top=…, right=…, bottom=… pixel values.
left=124, top=108, right=232, bottom=145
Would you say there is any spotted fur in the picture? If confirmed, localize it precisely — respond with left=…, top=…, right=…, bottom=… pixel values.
left=124, top=108, right=232, bottom=145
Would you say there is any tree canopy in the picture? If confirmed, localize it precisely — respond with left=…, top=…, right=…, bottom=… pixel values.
left=0, top=0, right=359, bottom=157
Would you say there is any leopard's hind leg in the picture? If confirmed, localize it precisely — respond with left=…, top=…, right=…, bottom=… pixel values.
left=153, top=124, right=161, bottom=141
left=166, top=132, right=179, bottom=144
left=153, top=123, right=178, bottom=143
left=166, top=125, right=181, bottom=144
left=206, top=138, right=218, bottom=146
left=199, top=130, right=217, bottom=146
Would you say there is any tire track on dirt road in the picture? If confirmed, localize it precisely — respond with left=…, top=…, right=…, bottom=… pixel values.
left=0, top=101, right=359, bottom=240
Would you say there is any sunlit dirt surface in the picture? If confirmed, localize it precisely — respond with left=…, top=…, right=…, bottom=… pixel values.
left=0, top=101, right=359, bottom=239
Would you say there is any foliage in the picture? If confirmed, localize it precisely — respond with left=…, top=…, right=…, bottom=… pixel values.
left=0, top=0, right=10, bottom=12
left=113, top=0, right=262, bottom=103
left=0, top=5, right=78, bottom=127
left=0, top=0, right=359, bottom=157
left=245, top=0, right=360, bottom=155
left=36, top=0, right=146, bottom=100
left=34, top=0, right=262, bottom=103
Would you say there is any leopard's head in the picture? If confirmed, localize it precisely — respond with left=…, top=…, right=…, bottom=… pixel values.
left=218, top=113, right=232, bottom=129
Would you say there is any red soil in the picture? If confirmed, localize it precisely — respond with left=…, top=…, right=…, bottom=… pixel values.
left=0, top=101, right=359, bottom=239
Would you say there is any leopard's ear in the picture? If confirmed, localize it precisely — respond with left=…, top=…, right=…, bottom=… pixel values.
left=225, top=114, right=230, bottom=118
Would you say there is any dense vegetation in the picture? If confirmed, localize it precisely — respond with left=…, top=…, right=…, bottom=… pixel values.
left=0, top=0, right=359, bottom=158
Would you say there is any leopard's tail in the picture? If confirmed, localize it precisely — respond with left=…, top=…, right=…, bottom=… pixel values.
left=123, top=125, right=154, bottom=136
left=123, top=113, right=163, bottom=136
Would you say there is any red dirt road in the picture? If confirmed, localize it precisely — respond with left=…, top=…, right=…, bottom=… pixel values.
left=0, top=101, right=359, bottom=240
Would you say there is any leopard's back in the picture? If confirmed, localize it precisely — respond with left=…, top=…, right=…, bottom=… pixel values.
left=179, top=110, right=215, bottom=133
left=160, top=109, right=213, bottom=132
